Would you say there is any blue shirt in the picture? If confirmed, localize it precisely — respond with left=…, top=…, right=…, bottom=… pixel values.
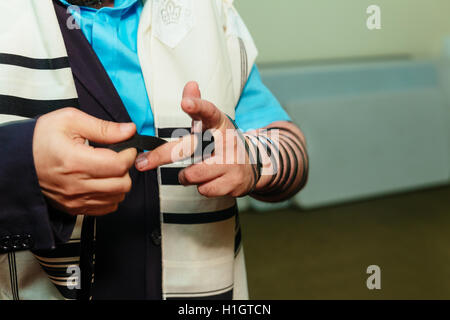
left=59, top=0, right=290, bottom=135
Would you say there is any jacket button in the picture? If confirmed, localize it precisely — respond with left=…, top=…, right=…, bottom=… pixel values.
left=1, top=235, right=11, bottom=249
left=151, top=229, right=161, bottom=246
left=23, top=234, right=33, bottom=249
left=12, top=235, right=22, bottom=250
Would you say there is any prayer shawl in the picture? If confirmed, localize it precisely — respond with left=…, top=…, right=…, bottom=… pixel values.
left=0, top=0, right=257, bottom=300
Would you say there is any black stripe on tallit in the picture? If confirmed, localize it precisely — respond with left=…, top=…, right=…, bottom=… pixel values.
left=163, top=205, right=237, bottom=225
left=0, top=94, right=79, bottom=118
left=157, top=127, right=191, bottom=139
left=167, top=289, right=233, bottom=300
left=160, top=167, right=184, bottom=185
left=166, top=285, right=234, bottom=300
left=8, top=252, right=19, bottom=300
left=0, top=53, right=70, bottom=70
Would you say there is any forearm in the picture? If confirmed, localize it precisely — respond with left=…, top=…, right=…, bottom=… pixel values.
left=244, top=120, right=309, bottom=202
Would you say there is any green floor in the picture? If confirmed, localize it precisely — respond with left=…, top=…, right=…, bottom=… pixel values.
left=240, top=186, right=450, bottom=299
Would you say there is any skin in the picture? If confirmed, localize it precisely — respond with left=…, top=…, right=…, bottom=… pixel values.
left=68, top=0, right=114, bottom=9
left=33, top=108, right=137, bottom=216
left=31, top=0, right=134, bottom=216
left=33, top=0, right=305, bottom=215
left=135, top=81, right=304, bottom=199
left=135, top=82, right=258, bottom=197
left=98, top=0, right=114, bottom=8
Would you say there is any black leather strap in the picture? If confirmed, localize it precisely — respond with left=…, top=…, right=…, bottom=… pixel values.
left=106, top=134, right=167, bottom=152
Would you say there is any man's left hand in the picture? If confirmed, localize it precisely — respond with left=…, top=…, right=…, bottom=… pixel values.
left=135, top=81, right=256, bottom=198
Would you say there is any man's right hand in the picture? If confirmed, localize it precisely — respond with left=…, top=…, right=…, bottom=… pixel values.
left=32, top=108, right=137, bottom=216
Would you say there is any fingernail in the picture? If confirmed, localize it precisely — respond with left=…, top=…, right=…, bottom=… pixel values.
left=120, top=123, right=135, bottom=133
left=178, top=170, right=185, bottom=185
left=135, top=153, right=148, bottom=170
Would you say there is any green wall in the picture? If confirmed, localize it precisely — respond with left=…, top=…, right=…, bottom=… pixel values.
left=235, top=0, right=450, bottom=64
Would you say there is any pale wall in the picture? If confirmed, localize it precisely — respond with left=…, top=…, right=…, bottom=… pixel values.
left=234, top=0, right=450, bottom=64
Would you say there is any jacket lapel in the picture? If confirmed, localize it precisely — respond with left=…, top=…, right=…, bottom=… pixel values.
left=53, top=0, right=132, bottom=123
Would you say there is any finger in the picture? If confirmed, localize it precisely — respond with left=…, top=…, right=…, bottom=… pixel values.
left=66, top=108, right=136, bottom=144
left=43, top=195, right=120, bottom=217
left=135, top=134, right=197, bottom=171
left=178, top=162, right=228, bottom=186
left=78, top=174, right=132, bottom=195
left=117, top=147, right=138, bottom=172
left=181, top=82, right=224, bottom=129
left=182, top=81, right=201, bottom=100
left=72, top=145, right=137, bottom=178
left=197, top=175, right=236, bottom=198
left=70, top=193, right=126, bottom=207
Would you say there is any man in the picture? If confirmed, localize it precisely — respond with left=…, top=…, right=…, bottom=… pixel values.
left=0, top=0, right=308, bottom=300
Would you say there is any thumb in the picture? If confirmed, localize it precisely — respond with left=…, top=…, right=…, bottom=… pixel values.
left=69, top=109, right=136, bottom=144
left=182, top=81, right=201, bottom=100
left=181, top=82, right=223, bottom=129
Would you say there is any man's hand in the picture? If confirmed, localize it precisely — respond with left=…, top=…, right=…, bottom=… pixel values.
left=33, top=108, right=137, bottom=216
left=135, top=82, right=256, bottom=198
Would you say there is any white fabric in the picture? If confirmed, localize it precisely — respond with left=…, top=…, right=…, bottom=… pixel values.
left=0, top=64, right=77, bottom=100
left=152, top=0, right=195, bottom=49
left=139, top=0, right=256, bottom=299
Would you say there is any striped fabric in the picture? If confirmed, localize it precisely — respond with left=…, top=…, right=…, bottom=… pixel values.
left=0, top=0, right=79, bottom=112
left=138, top=0, right=257, bottom=299
left=0, top=54, right=78, bottom=118
left=7, top=252, right=19, bottom=300
left=33, top=240, right=83, bottom=300
left=0, top=0, right=85, bottom=300
left=0, top=0, right=257, bottom=300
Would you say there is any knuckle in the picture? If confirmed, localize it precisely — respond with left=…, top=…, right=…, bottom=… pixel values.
left=121, top=175, right=132, bottom=193
left=117, top=161, right=130, bottom=176
left=61, top=184, right=78, bottom=197
left=127, top=148, right=138, bottom=160
left=99, top=120, right=110, bottom=138
left=61, top=107, right=79, bottom=120
left=183, top=169, right=195, bottom=183
left=62, top=159, right=77, bottom=174
left=230, top=189, right=242, bottom=198
left=64, top=200, right=80, bottom=212
left=198, top=184, right=215, bottom=198
left=198, top=185, right=208, bottom=197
